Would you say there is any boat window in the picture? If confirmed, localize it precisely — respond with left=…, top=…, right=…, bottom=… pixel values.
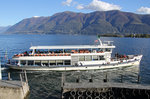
left=64, top=49, right=71, bottom=53
left=64, top=60, right=71, bottom=65
left=41, top=60, right=49, bottom=66
left=36, top=49, right=49, bottom=54
left=71, top=49, right=78, bottom=53
left=52, top=49, right=63, bottom=53
left=85, top=56, right=92, bottom=61
left=56, top=60, right=63, bottom=66
left=92, top=49, right=97, bottom=53
left=50, top=60, right=56, bottom=66
left=35, top=60, right=41, bottom=66
left=93, top=56, right=98, bottom=60
left=99, top=56, right=105, bottom=60
left=15, top=60, right=19, bottom=65
left=10, top=60, right=18, bottom=65
left=20, top=60, right=26, bottom=66
left=105, top=48, right=111, bottom=52
left=79, top=56, right=85, bottom=61
left=28, top=60, right=34, bottom=66
left=98, top=48, right=103, bottom=52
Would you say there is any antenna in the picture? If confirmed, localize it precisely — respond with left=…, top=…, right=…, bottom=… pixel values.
left=5, top=49, right=8, bottom=61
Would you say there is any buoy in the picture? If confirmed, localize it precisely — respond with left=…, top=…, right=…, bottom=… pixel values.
left=69, top=96, right=75, bottom=99
left=77, top=91, right=83, bottom=96
left=86, top=91, right=92, bottom=96
left=94, top=96, right=100, bottom=99
left=109, top=95, right=115, bottom=99
left=86, top=96, right=92, bottom=99
left=101, top=92, right=107, bottom=98
left=70, top=90, right=76, bottom=96
left=77, top=96, right=84, bottom=99
left=94, top=91, right=100, bottom=96
left=109, top=91, right=114, bottom=96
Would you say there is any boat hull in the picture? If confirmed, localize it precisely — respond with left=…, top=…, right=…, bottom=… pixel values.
left=7, top=55, right=142, bottom=71
left=7, top=60, right=141, bottom=71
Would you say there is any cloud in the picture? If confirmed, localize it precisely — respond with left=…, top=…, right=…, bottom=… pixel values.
left=62, top=0, right=73, bottom=6
left=76, top=0, right=121, bottom=11
left=137, top=7, right=150, bottom=14
left=76, top=5, right=84, bottom=10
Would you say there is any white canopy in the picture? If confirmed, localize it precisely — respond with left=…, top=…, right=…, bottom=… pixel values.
left=30, top=45, right=115, bottom=50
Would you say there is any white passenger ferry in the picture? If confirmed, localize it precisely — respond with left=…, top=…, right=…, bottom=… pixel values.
left=7, top=38, right=142, bottom=71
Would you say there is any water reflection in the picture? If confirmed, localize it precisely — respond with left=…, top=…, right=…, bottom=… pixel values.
left=65, top=65, right=140, bottom=83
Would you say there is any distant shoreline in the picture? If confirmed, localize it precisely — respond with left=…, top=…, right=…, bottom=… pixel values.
left=99, top=34, right=150, bottom=38
left=1, top=32, right=150, bottom=38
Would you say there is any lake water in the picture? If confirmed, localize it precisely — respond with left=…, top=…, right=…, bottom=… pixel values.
left=0, top=34, right=150, bottom=99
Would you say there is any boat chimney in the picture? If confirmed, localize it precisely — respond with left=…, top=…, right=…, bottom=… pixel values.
left=97, top=35, right=103, bottom=46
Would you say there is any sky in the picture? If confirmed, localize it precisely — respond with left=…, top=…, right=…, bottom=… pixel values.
left=0, top=0, right=150, bottom=26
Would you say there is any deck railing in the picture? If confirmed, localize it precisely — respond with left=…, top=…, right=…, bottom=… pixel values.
left=13, top=51, right=106, bottom=58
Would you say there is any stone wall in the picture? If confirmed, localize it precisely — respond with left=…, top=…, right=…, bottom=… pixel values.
left=0, top=81, right=29, bottom=99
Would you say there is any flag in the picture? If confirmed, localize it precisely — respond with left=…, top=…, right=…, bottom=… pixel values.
left=95, top=40, right=98, bottom=42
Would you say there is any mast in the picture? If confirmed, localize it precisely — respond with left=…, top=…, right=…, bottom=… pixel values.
left=97, top=35, right=103, bottom=46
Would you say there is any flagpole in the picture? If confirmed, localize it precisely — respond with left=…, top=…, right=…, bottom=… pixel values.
left=5, top=49, right=8, bottom=63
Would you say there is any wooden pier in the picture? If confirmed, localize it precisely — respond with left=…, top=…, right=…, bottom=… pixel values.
left=62, top=82, right=150, bottom=99
left=61, top=74, right=150, bottom=99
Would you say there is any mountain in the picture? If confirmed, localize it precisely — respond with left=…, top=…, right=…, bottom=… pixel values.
left=0, top=26, right=11, bottom=33
left=5, top=10, right=150, bottom=35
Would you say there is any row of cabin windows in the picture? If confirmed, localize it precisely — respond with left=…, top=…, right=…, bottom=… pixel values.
left=20, top=60, right=71, bottom=66
left=78, top=55, right=105, bottom=61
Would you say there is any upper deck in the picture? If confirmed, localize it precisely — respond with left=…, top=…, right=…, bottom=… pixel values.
left=30, top=41, right=115, bottom=50
left=13, top=40, right=115, bottom=59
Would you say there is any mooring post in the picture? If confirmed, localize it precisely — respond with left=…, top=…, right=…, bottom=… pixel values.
left=20, top=73, right=25, bottom=95
left=89, top=74, right=93, bottom=83
left=20, top=73, right=23, bottom=84
left=24, top=70, right=28, bottom=85
left=61, top=73, right=65, bottom=99
left=120, top=74, right=123, bottom=83
left=8, top=73, right=10, bottom=80
left=61, top=73, right=65, bottom=87
left=103, top=74, right=108, bottom=83
left=137, top=75, right=140, bottom=83
left=76, top=76, right=79, bottom=83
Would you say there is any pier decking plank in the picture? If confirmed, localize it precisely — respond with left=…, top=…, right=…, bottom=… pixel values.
left=63, top=82, right=150, bottom=90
